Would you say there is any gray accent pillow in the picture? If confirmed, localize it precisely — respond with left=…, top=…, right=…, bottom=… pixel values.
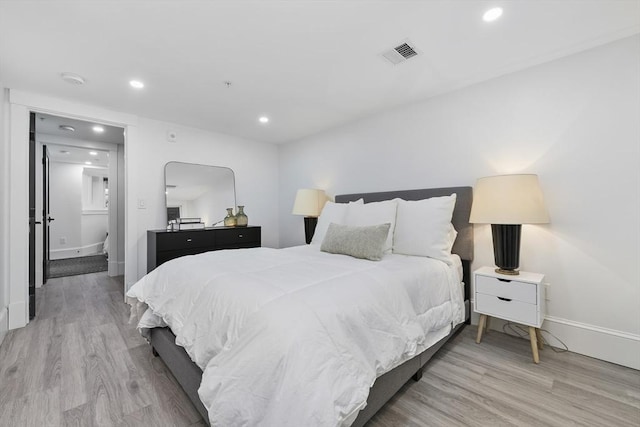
left=320, top=222, right=391, bottom=261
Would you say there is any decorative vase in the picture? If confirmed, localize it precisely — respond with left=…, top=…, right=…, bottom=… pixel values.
left=235, top=205, right=248, bottom=227
left=224, top=208, right=237, bottom=227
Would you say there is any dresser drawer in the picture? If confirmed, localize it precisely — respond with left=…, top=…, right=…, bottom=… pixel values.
left=476, top=293, right=538, bottom=326
left=475, top=275, right=537, bottom=304
left=215, top=227, right=261, bottom=247
left=156, top=230, right=215, bottom=251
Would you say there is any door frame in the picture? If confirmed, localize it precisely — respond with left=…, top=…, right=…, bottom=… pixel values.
left=35, top=135, right=121, bottom=282
left=6, top=90, right=139, bottom=329
left=42, top=144, right=50, bottom=284
left=28, top=113, right=36, bottom=319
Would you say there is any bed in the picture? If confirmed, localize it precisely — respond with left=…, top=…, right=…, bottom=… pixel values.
left=128, top=186, right=473, bottom=426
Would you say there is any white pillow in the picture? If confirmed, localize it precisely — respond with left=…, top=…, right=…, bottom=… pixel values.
left=447, top=223, right=458, bottom=253
left=311, top=199, right=363, bottom=245
left=345, top=200, right=398, bottom=253
left=392, top=194, right=457, bottom=262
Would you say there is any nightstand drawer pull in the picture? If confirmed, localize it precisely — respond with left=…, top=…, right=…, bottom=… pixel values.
left=239, top=234, right=243, bottom=238
left=497, top=296, right=512, bottom=302
left=497, top=278, right=511, bottom=283
left=186, top=238, right=192, bottom=242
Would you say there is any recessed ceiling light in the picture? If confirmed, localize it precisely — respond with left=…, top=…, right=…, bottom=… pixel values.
left=129, top=80, right=145, bottom=89
left=60, top=72, right=86, bottom=85
left=483, top=7, right=503, bottom=22
left=59, top=125, right=75, bottom=132
left=85, top=161, right=92, bottom=165
left=92, top=125, right=104, bottom=133
left=89, top=151, right=98, bottom=156
left=258, top=116, right=269, bottom=124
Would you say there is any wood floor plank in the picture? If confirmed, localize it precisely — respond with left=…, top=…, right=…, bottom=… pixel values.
left=0, top=328, right=27, bottom=404
left=127, top=344, right=203, bottom=424
left=425, top=369, right=551, bottom=427
left=550, top=380, right=640, bottom=427
left=4, top=386, right=62, bottom=426
left=1, top=271, right=639, bottom=427
left=63, top=401, right=96, bottom=427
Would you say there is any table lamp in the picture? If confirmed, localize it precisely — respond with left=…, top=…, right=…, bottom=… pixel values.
left=292, top=189, right=327, bottom=244
left=469, top=174, right=549, bottom=275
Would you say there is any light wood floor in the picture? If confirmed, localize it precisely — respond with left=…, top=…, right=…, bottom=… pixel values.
left=1, top=272, right=638, bottom=426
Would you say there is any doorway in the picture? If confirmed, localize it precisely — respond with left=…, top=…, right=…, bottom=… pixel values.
left=28, top=112, right=125, bottom=315
left=45, top=144, right=110, bottom=278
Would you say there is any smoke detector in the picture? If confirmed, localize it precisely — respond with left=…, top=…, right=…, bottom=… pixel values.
left=59, top=125, right=75, bottom=132
left=381, top=41, right=419, bottom=65
left=60, top=72, right=86, bottom=85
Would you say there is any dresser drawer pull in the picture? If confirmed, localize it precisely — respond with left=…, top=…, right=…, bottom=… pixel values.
left=186, top=238, right=192, bottom=242
left=497, top=278, right=511, bottom=283
left=497, top=296, right=512, bottom=302
left=238, top=234, right=243, bottom=238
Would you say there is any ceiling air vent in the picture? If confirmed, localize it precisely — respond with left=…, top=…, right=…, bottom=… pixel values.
left=381, top=41, right=419, bottom=65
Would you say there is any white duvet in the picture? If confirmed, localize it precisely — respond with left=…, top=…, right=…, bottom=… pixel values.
left=127, top=245, right=464, bottom=426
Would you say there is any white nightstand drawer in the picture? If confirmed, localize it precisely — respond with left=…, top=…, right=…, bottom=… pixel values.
left=475, top=293, right=538, bottom=326
left=475, top=275, right=537, bottom=304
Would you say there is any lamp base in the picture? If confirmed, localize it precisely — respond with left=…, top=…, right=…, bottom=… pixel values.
left=495, top=268, right=520, bottom=276
left=303, top=217, right=318, bottom=244
left=491, top=224, right=522, bottom=275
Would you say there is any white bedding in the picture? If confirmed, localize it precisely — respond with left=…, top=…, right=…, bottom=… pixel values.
left=127, top=245, right=464, bottom=426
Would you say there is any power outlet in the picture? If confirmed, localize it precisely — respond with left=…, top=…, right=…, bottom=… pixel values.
left=60, top=236, right=66, bottom=245
left=138, top=199, right=146, bottom=209
left=544, top=283, right=551, bottom=301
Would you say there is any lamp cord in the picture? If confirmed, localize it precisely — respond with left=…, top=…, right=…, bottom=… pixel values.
left=502, top=322, right=569, bottom=353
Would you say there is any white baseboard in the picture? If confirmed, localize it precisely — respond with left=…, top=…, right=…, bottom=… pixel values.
left=542, top=316, right=640, bottom=370
left=51, top=242, right=104, bottom=260
left=8, top=301, right=27, bottom=330
left=471, top=310, right=640, bottom=370
left=0, top=307, right=8, bottom=347
left=108, top=260, right=125, bottom=277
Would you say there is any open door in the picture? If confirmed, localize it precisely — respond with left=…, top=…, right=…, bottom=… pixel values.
left=28, top=113, right=37, bottom=319
left=42, top=145, right=53, bottom=284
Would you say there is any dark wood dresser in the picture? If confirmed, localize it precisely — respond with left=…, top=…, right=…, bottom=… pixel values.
left=147, top=226, right=261, bottom=272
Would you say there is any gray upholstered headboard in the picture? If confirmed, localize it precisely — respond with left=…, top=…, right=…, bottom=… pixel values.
left=335, top=187, right=474, bottom=262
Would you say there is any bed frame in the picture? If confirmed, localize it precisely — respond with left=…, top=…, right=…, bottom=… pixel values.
left=150, top=186, right=473, bottom=426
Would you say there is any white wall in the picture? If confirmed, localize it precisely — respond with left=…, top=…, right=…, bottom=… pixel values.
left=116, top=145, right=125, bottom=275
left=278, top=36, right=640, bottom=368
left=130, top=116, right=280, bottom=279
left=0, top=85, right=8, bottom=344
left=49, top=162, right=83, bottom=255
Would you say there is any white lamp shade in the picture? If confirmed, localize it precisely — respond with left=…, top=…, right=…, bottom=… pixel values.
left=469, top=174, right=549, bottom=224
left=292, top=189, right=327, bottom=217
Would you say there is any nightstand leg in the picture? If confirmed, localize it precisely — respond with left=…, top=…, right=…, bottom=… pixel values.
left=484, top=316, right=491, bottom=334
left=535, top=328, right=544, bottom=350
left=476, top=314, right=487, bottom=344
left=529, top=327, right=540, bottom=363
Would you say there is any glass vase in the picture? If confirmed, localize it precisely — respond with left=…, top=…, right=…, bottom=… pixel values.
left=224, top=207, right=237, bottom=227
left=235, top=205, right=248, bottom=227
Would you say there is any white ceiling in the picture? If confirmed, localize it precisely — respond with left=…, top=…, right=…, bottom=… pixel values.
left=1, top=1, right=638, bottom=144
left=36, top=113, right=125, bottom=145
left=45, top=142, right=110, bottom=168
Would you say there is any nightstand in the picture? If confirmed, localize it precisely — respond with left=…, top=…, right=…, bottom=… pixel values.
left=474, top=266, right=545, bottom=363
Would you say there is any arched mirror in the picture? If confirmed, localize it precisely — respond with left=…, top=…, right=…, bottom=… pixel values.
left=164, top=162, right=236, bottom=226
